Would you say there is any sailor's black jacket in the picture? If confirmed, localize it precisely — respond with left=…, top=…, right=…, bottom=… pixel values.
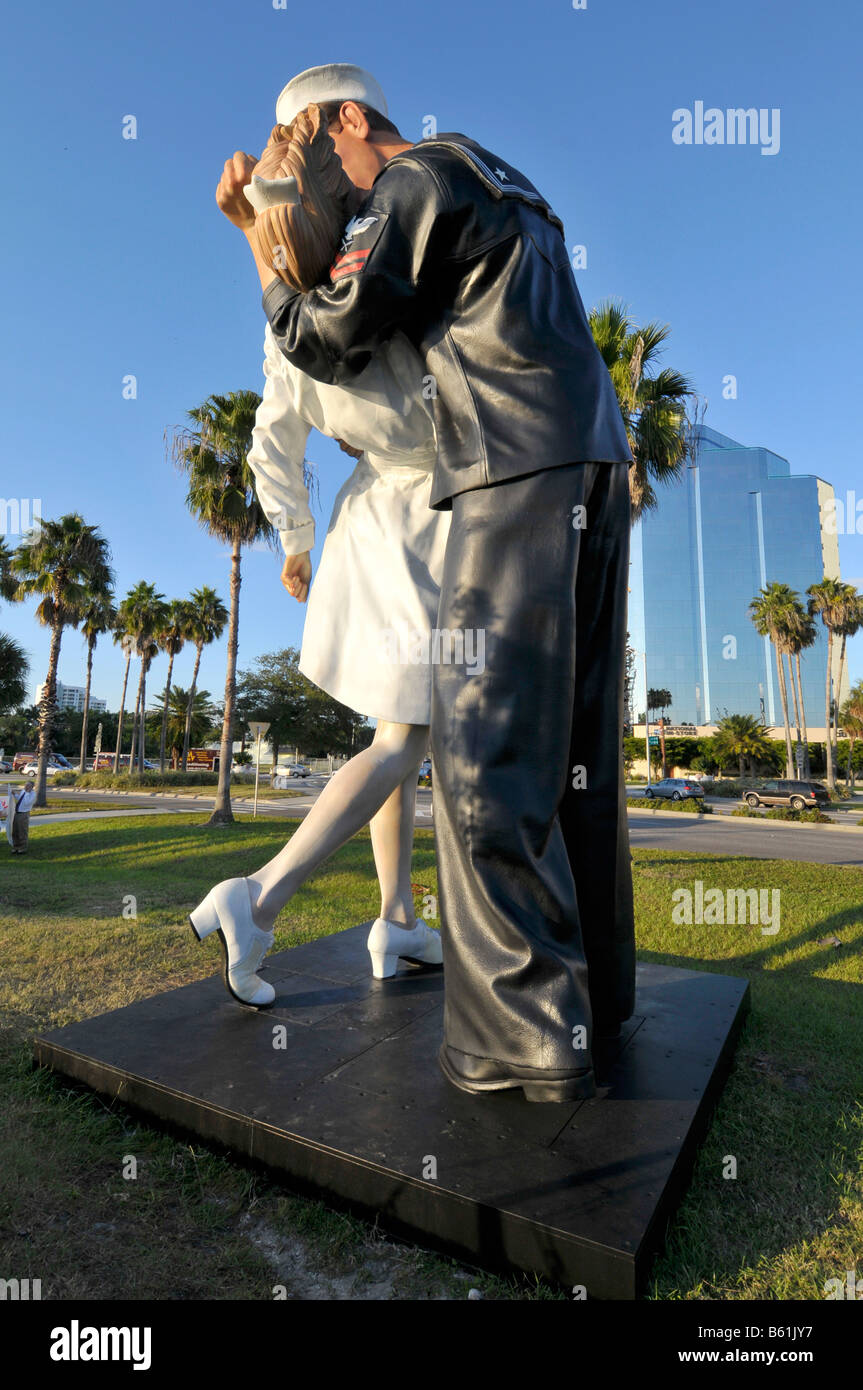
left=262, top=132, right=632, bottom=509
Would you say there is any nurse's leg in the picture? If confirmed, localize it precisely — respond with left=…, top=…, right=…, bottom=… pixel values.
left=369, top=747, right=425, bottom=928
left=246, top=720, right=429, bottom=932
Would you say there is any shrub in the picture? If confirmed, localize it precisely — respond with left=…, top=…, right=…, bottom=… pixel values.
left=53, top=770, right=220, bottom=790
left=628, top=796, right=711, bottom=813
left=764, top=806, right=831, bottom=824
left=732, top=803, right=830, bottom=824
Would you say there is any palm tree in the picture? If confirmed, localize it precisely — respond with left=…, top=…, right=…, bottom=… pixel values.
left=121, top=584, right=168, bottom=773
left=157, top=599, right=195, bottom=773
left=0, top=539, right=28, bottom=717
left=646, top=687, right=672, bottom=776
left=151, top=685, right=214, bottom=769
left=840, top=681, right=863, bottom=790
left=777, top=601, right=805, bottom=770
left=711, top=713, right=773, bottom=778
left=111, top=621, right=135, bottom=772
left=78, top=590, right=116, bottom=772
left=0, top=538, right=19, bottom=602
left=11, top=514, right=113, bottom=805
left=0, top=633, right=29, bottom=714
left=807, top=578, right=855, bottom=791
left=131, top=636, right=163, bottom=771
left=176, top=586, right=227, bottom=772
left=832, top=587, right=863, bottom=754
left=783, top=603, right=817, bottom=777
left=749, top=583, right=799, bottom=778
left=172, top=390, right=276, bottom=822
left=589, top=301, right=694, bottom=521
left=113, top=584, right=163, bottom=773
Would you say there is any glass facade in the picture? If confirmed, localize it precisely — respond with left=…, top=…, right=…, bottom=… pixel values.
left=630, top=425, right=843, bottom=728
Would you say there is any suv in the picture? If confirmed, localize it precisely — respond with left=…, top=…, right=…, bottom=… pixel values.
left=642, top=777, right=704, bottom=802
left=743, top=779, right=830, bottom=810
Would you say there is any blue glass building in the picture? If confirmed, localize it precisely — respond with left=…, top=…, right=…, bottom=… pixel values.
left=628, top=425, right=843, bottom=728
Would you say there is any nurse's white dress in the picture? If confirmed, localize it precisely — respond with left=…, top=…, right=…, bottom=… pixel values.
left=247, top=324, right=449, bottom=725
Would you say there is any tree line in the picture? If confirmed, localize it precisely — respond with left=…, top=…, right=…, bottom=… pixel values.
left=21, top=301, right=859, bottom=814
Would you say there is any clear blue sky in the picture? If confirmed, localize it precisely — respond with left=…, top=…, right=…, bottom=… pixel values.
left=2, top=0, right=861, bottom=714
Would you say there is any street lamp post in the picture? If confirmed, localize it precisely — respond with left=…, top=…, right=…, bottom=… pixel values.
left=247, top=721, right=271, bottom=819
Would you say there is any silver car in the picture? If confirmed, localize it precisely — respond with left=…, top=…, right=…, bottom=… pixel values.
left=642, top=777, right=705, bottom=802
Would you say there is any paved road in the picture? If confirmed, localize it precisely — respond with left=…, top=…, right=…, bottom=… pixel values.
left=627, top=810, right=863, bottom=865
left=34, top=786, right=863, bottom=865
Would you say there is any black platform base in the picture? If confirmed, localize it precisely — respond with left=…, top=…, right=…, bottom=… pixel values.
left=33, top=924, right=749, bottom=1298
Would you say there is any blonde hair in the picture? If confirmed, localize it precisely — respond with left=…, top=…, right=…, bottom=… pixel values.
left=250, top=104, right=355, bottom=291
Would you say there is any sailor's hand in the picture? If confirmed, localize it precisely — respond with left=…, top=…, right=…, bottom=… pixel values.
left=281, top=551, right=312, bottom=603
left=334, top=438, right=364, bottom=460
left=216, top=151, right=258, bottom=231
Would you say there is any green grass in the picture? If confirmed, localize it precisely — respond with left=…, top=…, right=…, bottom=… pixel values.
left=0, top=816, right=861, bottom=1300
left=635, top=850, right=863, bottom=1299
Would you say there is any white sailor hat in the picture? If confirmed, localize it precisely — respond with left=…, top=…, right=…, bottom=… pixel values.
left=275, top=63, right=389, bottom=128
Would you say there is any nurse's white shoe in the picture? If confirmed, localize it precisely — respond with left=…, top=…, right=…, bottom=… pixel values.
left=367, top=917, right=443, bottom=979
left=189, top=877, right=276, bottom=1008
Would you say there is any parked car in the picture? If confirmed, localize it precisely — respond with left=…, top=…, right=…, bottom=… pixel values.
left=21, top=752, right=72, bottom=776
left=14, top=751, right=71, bottom=772
left=273, top=763, right=311, bottom=779
left=418, top=758, right=432, bottom=785
left=742, top=779, right=830, bottom=810
left=0, top=758, right=12, bottom=774
left=642, top=777, right=705, bottom=802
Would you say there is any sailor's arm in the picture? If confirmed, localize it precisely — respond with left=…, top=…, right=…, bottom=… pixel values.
left=262, top=158, right=449, bottom=385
